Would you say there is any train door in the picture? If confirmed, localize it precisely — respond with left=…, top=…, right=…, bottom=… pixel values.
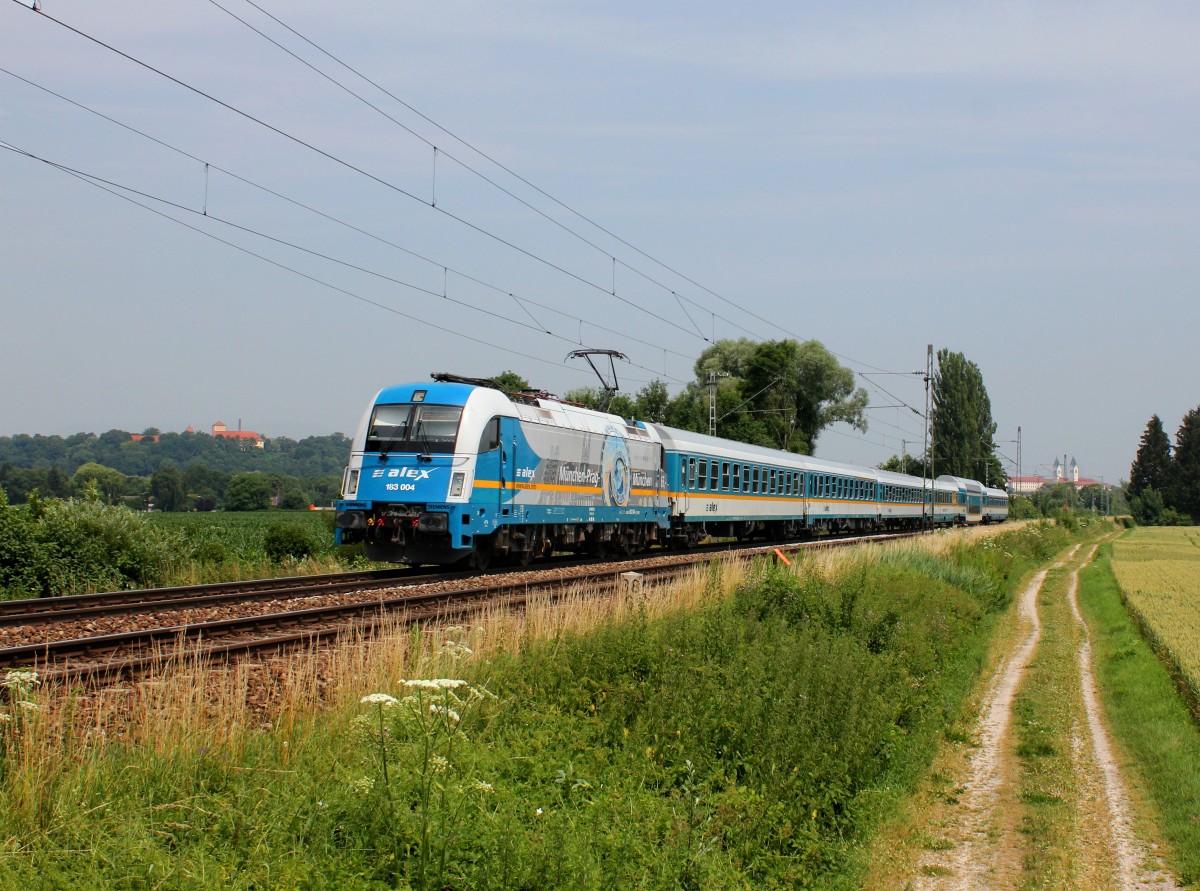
left=473, top=417, right=504, bottom=524
left=676, top=454, right=692, bottom=515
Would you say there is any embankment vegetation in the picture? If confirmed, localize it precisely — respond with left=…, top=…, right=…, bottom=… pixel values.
left=1081, top=537, right=1200, bottom=883
left=0, top=520, right=1102, bottom=888
left=0, top=489, right=350, bottom=599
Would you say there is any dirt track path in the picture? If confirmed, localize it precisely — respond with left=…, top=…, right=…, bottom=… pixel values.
left=901, top=543, right=1182, bottom=891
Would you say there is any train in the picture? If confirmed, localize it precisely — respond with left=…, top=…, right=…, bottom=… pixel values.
left=334, top=374, right=1008, bottom=567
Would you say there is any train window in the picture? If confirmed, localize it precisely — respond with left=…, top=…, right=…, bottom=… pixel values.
left=769, top=468, right=776, bottom=494
left=698, top=459, right=708, bottom=491
left=477, top=417, right=501, bottom=453
left=722, top=462, right=730, bottom=490
left=688, top=457, right=697, bottom=490
left=711, top=461, right=720, bottom=491
left=784, top=473, right=792, bottom=497
left=742, top=465, right=750, bottom=492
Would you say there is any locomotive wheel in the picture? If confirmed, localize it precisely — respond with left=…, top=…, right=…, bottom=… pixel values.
left=472, top=535, right=494, bottom=571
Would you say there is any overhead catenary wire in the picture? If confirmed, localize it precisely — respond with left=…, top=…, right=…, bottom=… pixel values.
left=0, top=138, right=670, bottom=387
left=8, top=0, right=712, bottom=345
left=0, top=64, right=698, bottom=378
left=212, top=0, right=772, bottom=345
left=5, top=2, right=928, bottom=437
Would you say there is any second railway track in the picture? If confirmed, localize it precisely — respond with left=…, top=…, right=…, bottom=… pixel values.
left=0, top=529, right=923, bottom=681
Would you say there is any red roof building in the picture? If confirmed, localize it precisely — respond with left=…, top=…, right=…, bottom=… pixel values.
left=212, top=421, right=264, bottom=449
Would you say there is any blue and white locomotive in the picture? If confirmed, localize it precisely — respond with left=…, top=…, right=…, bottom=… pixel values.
left=334, top=374, right=1007, bottom=566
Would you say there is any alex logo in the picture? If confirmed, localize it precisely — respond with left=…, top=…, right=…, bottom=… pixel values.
left=371, top=467, right=435, bottom=480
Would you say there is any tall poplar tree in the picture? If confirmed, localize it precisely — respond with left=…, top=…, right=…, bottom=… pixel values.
left=1171, top=406, right=1200, bottom=523
left=930, top=349, right=1004, bottom=486
left=1127, top=414, right=1172, bottom=501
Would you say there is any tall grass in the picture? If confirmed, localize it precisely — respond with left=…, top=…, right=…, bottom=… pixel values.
left=1078, top=546, right=1200, bottom=884
left=0, top=522, right=1093, bottom=888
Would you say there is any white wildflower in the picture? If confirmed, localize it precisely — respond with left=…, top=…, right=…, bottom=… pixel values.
left=350, top=776, right=375, bottom=795
left=535, top=808, right=543, bottom=816
left=360, top=692, right=399, bottom=706
left=430, top=703, right=461, bottom=723
left=0, top=713, right=10, bottom=723
left=17, top=701, right=39, bottom=712
left=3, top=669, right=39, bottom=690
left=430, top=755, right=450, bottom=774
left=471, top=780, right=494, bottom=794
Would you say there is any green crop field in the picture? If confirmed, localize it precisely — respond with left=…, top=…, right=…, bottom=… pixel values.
left=1110, top=526, right=1200, bottom=710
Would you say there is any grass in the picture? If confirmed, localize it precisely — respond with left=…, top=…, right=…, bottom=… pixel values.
left=1109, top=526, right=1200, bottom=718
left=1078, top=543, right=1200, bottom=885
left=0, top=522, right=1101, bottom=888
left=1010, top=564, right=1090, bottom=891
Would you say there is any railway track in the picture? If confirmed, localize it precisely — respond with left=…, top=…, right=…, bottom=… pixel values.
left=0, top=529, right=923, bottom=681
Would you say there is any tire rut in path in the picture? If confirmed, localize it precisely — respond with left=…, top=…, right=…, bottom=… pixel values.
left=911, top=543, right=1182, bottom=890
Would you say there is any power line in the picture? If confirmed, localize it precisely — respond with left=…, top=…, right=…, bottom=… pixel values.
left=0, top=64, right=696, bottom=380
left=220, top=0, right=772, bottom=344
left=10, top=1, right=711, bottom=343
left=0, top=138, right=668, bottom=385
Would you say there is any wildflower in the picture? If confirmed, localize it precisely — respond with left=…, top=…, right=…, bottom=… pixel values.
left=430, top=755, right=450, bottom=774
left=471, top=780, right=494, bottom=794
left=360, top=693, right=399, bottom=706
left=350, top=776, right=375, bottom=795
left=430, top=703, right=461, bottom=723
left=535, top=808, right=543, bottom=816
left=3, top=669, right=39, bottom=690
left=0, top=713, right=10, bottom=723
left=17, top=701, right=39, bottom=712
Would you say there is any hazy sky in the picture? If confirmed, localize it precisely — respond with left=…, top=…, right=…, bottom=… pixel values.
left=3, top=1, right=1198, bottom=485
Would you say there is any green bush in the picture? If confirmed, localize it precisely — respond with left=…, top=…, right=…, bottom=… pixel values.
left=0, top=491, right=178, bottom=597
left=263, top=522, right=318, bottom=562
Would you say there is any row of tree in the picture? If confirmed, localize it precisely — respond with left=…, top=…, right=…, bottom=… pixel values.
left=0, top=430, right=351, bottom=478
left=1127, top=409, right=1200, bottom=524
left=4, top=338, right=1006, bottom=510
left=502, top=340, right=1006, bottom=487
left=0, top=461, right=339, bottom=512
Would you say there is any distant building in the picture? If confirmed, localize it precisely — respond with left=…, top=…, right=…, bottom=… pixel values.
left=212, top=420, right=264, bottom=449
left=1007, top=453, right=1110, bottom=495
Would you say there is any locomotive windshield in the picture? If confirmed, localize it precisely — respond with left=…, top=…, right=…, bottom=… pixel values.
left=365, top=403, right=463, bottom=454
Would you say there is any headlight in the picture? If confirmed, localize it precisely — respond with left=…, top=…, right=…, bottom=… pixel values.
left=343, top=468, right=360, bottom=497
left=417, top=512, right=449, bottom=532
left=450, top=472, right=465, bottom=497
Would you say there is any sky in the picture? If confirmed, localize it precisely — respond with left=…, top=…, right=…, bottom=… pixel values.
left=2, top=0, right=1198, bottom=486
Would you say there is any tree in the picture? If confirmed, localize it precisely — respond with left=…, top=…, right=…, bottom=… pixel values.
left=492, top=371, right=530, bottom=393
left=225, top=473, right=272, bottom=511
left=695, top=338, right=868, bottom=453
left=71, top=463, right=128, bottom=505
left=1128, top=415, right=1172, bottom=503
left=1170, top=406, right=1200, bottom=523
left=150, top=466, right=187, bottom=512
left=931, top=349, right=1004, bottom=486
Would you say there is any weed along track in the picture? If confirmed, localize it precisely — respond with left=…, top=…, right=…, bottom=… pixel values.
left=905, top=542, right=1184, bottom=890
left=0, top=531, right=917, bottom=681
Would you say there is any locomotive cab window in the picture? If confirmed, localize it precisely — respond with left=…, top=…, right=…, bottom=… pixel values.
left=366, top=403, right=464, bottom=454
left=478, top=417, right=501, bottom=453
